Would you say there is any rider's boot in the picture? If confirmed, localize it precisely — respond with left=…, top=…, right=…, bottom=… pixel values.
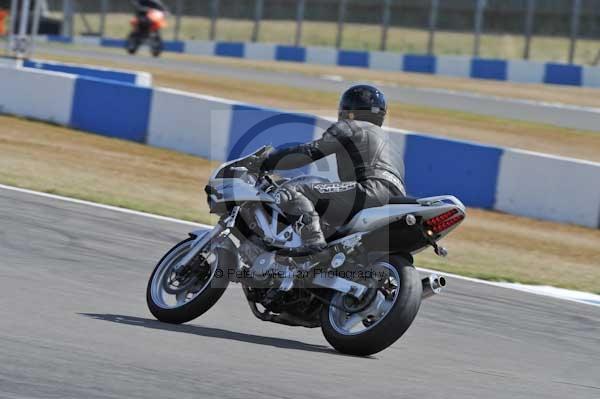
left=297, top=211, right=328, bottom=253
left=277, top=212, right=327, bottom=258
left=273, top=186, right=328, bottom=258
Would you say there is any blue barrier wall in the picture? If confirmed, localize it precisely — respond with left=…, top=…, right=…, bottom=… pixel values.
left=70, top=78, right=152, bottom=142
left=404, top=135, right=502, bottom=208
left=544, top=63, right=582, bottom=86
left=215, top=42, right=245, bottom=58
left=228, top=105, right=316, bottom=160
left=337, top=50, right=369, bottom=68
left=23, top=60, right=138, bottom=84
left=275, top=45, right=306, bottom=63
left=471, top=59, right=508, bottom=81
left=404, top=54, right=436, bottom=74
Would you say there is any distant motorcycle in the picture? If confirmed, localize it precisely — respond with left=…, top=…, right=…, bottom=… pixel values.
left=146, top=146, right=465, bottom=356
left=126, top=9, right=166, bottom=57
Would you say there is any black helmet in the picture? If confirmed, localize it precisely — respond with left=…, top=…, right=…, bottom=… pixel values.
left=338, top=84, right=387, bottom=126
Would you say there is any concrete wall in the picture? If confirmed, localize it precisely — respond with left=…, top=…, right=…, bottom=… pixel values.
left=1, top=65, right=598, bottom=228
left=22, top=58, right=152, bottom=86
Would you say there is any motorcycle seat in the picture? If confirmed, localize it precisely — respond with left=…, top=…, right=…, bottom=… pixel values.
left=387, top=196, right=420, bottom=205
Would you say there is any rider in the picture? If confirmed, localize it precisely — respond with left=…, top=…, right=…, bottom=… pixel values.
left=259, top=85, right=406, bottom=255
left=131, top=0, right=167, bottom=16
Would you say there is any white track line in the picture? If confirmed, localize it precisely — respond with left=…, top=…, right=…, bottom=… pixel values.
left=1, top=183, right=598, bottom=308
left=0, top=184, right=209, bottom=228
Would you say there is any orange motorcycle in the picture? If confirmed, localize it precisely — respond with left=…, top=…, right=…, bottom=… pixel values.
left=127, top=9, right=167, bottom=57
left=0, top=9, right=8, bottom=36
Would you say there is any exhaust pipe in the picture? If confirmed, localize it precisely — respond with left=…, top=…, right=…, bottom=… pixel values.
left=422, top=274, right=446, bottom=299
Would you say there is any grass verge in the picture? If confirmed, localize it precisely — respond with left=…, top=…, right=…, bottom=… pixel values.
left=1, top=114, right=598, bottom=293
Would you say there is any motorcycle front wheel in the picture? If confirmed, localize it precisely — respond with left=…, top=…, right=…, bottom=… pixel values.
left=149, top=33, right=163, bottom=57
left=320, top=255, right=422, bottom=356
left=146, top=237, right=232, bottom=324
left=126, top=32, right=140, bottom=54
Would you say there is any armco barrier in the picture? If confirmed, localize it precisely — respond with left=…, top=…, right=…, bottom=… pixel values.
left=1, top=65, right=599, bottom=229
left=37, top=35, right=600, bottom=89
left=22, top=59, right=152, bottom=86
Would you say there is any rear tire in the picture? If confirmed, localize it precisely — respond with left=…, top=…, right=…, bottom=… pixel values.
left=320, top=255, right=422, bottom=356
left=146, top=238, right=232, bottom=324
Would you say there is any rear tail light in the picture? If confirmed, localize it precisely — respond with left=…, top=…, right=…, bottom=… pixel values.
left=425, top=209, right=464, bottom=233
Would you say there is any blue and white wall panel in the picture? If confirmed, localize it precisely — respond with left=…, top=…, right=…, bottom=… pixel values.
left=583, top=66, right=600, bottom=88
left=69, top=77, right=152, bottom=142
left=435, top=55, right=471, bottom=78
left=369, top=51, right=403, bottom=72
left=2, top=65, right=599, bottom=228
left=41, top=35, right=600, bottom=88
left=0, top=66, right=75, bottom=125
left=23, top=59, right=152, bottom=87
left=147, top=88, right=234, bottom=160
left=495, top=150, right=600, bottom=228
left=305, top=46, right=338, bottom=66
left=184, top=40, right=215, bottom=56
left=506, top=60, right=545, bottom=84
left=245, top=43, right=276, bottom=61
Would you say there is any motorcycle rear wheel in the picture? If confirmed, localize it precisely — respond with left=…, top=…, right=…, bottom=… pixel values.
left=320, top=255, right=422, bottom=356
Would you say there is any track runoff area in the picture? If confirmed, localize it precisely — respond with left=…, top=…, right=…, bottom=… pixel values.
left=1, top=183, right=599, bottom=398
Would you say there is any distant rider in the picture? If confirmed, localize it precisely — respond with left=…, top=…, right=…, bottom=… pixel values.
left=259, top=85, right=406, bottom=255
left=131, top=0, right=167, bottom=17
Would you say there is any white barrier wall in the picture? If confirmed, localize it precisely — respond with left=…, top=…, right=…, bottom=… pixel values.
left=0, top=66, right=75, bottom=125
left=496, top=150, right=600, bottom=228
left=305, top=46, right=337, bottom=66
left=245, top=43, right=277, bottom=61
left=507, top=60, right=545, bottom=84
left=185, top=41, right=215, bottom=56
left=147, top=88, right=234, bottom=161
left=436, top=56, right=471, bottom=78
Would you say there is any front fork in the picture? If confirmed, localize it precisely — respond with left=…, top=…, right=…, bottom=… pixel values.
left=175, top=207, right=241, bottom=272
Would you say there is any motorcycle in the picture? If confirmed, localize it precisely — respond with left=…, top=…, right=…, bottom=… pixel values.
left=146, top=146, right=465, bottom=356
left=126, top=9, right=166, bottom=57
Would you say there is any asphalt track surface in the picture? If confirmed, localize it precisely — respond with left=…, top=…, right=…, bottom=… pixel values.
left=36, top=45, right=600, bottom=132
left=1, top=186, right=599, bottom=399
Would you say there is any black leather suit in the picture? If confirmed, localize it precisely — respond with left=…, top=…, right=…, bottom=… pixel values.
left=262, top=119, right=406, bottom=244
left=131, top=0, right=166, bottom=13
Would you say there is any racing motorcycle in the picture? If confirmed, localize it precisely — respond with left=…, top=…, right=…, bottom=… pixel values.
left=126, top=9, right=166, bottom=57
left=146, top=146, right=465, bottom=356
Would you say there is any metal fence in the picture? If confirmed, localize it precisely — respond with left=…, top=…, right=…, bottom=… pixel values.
left=40, top=0, right=600, bottom=65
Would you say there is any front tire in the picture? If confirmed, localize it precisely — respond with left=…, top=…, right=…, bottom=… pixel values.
left=320, top=255, right=422, bottom=356
left=126, top=32, right=140, bottom=55
left=146, top=237, right=232, bottom=324
left=149, top=33, right=163, bottom=57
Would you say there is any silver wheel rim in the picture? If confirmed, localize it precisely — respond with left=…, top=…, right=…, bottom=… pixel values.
left=150, top=241, right=218, bottom=310
left=328, top=262, right=400, bottom=336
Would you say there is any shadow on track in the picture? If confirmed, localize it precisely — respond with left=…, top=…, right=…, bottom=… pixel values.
left=80, top=313, right=341, bottom=355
